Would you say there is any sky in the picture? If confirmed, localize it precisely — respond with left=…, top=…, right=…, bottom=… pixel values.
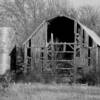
left=0, top=0, right=100, bottom=10
left=70, top=0, right=100, bottom=8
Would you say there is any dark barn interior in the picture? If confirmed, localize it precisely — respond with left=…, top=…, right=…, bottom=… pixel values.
left=10, top=46, right=24, bottom=75
left=47, top=16, right=75, bottom=60
left=10, top=46, right=17, bottom=72
left=47, top=16, right=74, bottom=43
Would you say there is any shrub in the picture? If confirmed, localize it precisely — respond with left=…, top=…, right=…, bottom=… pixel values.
left=77, top=67, right=97, bottom=85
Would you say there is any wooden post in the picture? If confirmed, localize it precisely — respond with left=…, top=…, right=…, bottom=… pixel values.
left=96, top=45, right=99, bottom=84
left=30, top=39, right=32, bottom=71
left=51, top=33, right=55, bottom=77
left=24, top=44, right=27, bottom=73
left=74, top=21, right=77, bottom=83
left=44, top=23, right=48, bottom=73
left=96, top=45, right=98, bottom=70
left=51, top=33, right=54, bottom=62
left=86, top=32, right=88, bottom=47
left=80, top=26, right=83, bottom=65
left=64, top=42, right=66, bottom=51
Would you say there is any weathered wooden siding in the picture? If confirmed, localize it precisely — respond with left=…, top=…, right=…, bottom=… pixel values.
left=31, top=22, right=47, bottom=63
left=97, top=46, right=100, bottom=83
left=31, top=22, right=47, bottom=47
left=97, top=46, right=100, bottom=69
left=23, top=22, right=47, bottom=72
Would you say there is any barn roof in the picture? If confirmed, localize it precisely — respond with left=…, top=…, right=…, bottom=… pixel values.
left=23, top=21, right=46, bottom=45
left=80, top=23, right=100, bottom=46
left=23, top=16, right=100, bottom=46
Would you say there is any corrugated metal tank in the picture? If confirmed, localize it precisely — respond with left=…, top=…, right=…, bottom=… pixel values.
left=0, top=27, right=15, bottom=75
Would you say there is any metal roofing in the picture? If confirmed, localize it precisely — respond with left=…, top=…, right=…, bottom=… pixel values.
left=80, top=23, right=100, bottom=46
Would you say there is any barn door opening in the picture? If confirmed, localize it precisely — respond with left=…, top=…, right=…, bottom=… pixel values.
left=47, top=16, right=74, bottom=43
left=88, top=36, right=93, bottom=66
left=46, top=16, right=75, bottom=80
left=47, top=16, right=74, bottom=60
left=10, top=46, right=16, bottom=72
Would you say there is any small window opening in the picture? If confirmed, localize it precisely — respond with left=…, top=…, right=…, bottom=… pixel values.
left=40, top=52, right=44, bottom=60
left=76, top=48, right=80, bottom=57
left=88, top=36, right=93, bottom=47
left=77, top=23, right=81, bottom=34
left=29, top=39, right=31, bottom=47
left=27, top=39, right=31, bottom=57
left=88, top=48, right=91, bottom=66
left=27, top=48, right=31, bottom=57
left=82, top=30, right=85, bottom=45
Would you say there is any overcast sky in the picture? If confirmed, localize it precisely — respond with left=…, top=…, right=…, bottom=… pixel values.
left=1, top=0, right=100, bottom=9
left=70, top=0, right=100, bottom=8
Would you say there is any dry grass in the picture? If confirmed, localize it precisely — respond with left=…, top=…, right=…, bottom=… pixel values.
left=0, top=83, right=100, bottom=100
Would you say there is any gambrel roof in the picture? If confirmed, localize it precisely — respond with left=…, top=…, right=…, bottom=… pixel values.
left=23, top=16, right=100, bottom=46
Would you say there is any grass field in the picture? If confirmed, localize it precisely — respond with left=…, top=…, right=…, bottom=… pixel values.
left=0, top=83, right=100, bottom=100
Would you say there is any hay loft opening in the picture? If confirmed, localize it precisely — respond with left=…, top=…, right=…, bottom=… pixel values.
left=47, top=16, right=74, bottom=43
left=47, top=16, right=75, bottom=60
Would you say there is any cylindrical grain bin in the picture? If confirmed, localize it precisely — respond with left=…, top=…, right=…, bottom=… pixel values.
left=0, top=27, right=14, bottom=75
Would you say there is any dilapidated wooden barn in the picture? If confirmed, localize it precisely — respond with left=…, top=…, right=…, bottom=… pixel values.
left=23, top=16, right=100, bottom=82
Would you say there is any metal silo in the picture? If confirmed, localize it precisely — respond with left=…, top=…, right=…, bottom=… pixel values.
left=0, top=27, right=15, bottom=75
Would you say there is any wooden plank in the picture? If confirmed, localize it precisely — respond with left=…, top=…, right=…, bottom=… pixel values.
left=96, top=45, right=98, bottom=73
left=39, top=59, right=74, bottom=62
left=49, top=43, right=75, bottom=45
left=63, top=43, right=66, bottom=51
left=47, top=51, right=74, bottom=53
left=74, top=20, right=77, bottom=34
left=56, top=68, right=73, bottom=70
left=74, top=21, right=77, bottom=83
left=24, top=44, right=27, bottom=73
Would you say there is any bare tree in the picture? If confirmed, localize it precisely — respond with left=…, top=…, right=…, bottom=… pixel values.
left=0, top=0, right=27, bottom=44
left=0, top=0, right=44, bottom=44
left=0, top=0, right=78, bottom=44
left=78, top=5, right=100, bottom=34
left=45, top=0, right=76, bottom=19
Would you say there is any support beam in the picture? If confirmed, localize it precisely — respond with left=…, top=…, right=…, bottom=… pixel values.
left=74, top=21, right=77, bottom=83
left=24, top=44, right=27, bottom=73
left=96, top=45, right=99, bottom=84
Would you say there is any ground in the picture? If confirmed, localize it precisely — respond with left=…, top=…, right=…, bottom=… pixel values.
left=0, top=83, right=100, bottom=100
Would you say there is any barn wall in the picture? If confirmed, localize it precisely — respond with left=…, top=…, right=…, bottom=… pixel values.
left=23, top=22, right=47, bottom=72
left=95, top=46, right=100, bottom=83
left=74, top=22, right=89, bottom=66
left=98, top=46, right=100, bottom=71
left=31, top=22, right=47, bottom=47
left=75, top=21, right=97, bottom=69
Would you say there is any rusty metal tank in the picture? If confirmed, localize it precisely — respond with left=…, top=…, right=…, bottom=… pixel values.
left=0, top=27, right=15, bottom=75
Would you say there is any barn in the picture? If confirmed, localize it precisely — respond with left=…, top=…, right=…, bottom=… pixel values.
left=22, top=15, right=100, bottom=82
